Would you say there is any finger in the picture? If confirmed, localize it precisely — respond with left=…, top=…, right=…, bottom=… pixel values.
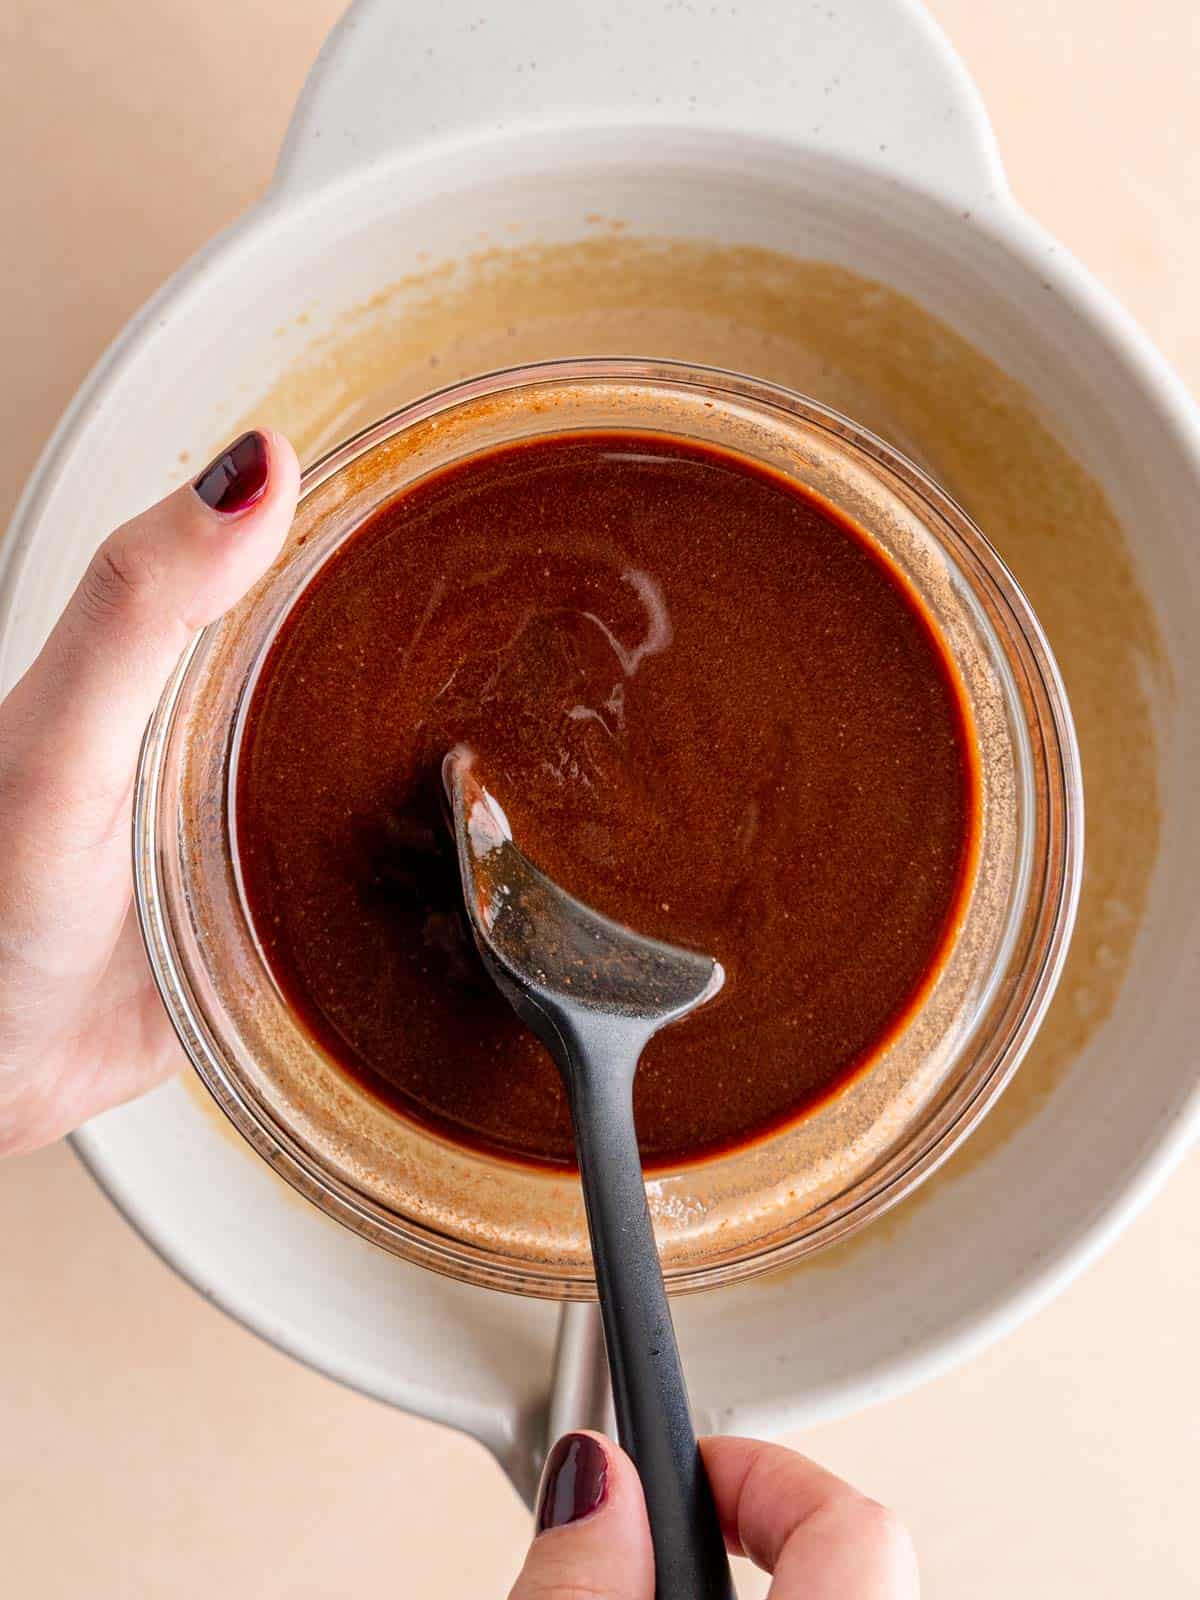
left=701, top=1437, right=918, bottom=1599
left=0, top=428, right=299, bottom=852
left=509, top=1432, right=654, bottom=1600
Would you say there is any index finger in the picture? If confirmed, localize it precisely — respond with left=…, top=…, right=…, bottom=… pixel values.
left=700, top=1437, right=919, bottom=1598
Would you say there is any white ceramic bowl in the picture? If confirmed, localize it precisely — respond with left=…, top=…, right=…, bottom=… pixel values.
left=3, top=0, right=1198, bottom=1501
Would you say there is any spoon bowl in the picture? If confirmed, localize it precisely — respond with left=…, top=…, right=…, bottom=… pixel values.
left=443, top=746, right=724, bottom=1044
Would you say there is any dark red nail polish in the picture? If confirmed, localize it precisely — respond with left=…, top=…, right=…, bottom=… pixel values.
left=193, top=430, right=270, bottom=515
left=536, top=1433, right=609, bottom=1533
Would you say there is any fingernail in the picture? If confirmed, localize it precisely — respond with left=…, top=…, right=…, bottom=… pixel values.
left=193, top=430, right=270, bottom=515
left=535, top=1433, right=609, bottom=1533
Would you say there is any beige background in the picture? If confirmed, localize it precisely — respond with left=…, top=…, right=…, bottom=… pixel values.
left=1, top=3, right=1197, bottom=1595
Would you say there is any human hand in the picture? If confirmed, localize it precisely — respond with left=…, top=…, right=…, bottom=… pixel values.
left=0, top=430, right=299, bottom=1154
left=510, top=1431, right=918, bottom=1598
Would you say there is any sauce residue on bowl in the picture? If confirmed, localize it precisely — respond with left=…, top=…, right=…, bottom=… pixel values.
left=235, top=432, right=978, bottom=1168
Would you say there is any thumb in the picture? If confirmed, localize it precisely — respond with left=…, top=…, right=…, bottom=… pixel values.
left=1, top=428, right=298, bottom=847
left=510, top=1432, right=654, bottom=1600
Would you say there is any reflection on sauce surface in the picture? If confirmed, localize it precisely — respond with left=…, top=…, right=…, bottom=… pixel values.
left=235, top=433, right=977, bottom=1167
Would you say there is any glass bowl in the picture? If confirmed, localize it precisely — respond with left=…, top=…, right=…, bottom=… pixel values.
left=133, top=359, right=1083, bottom=1298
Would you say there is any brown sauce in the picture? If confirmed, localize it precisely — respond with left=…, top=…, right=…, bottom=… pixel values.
left=235, top=433, right=978, bottom=1168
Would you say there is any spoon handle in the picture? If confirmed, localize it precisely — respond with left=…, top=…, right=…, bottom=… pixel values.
left=566, top=1038, right=735, bottom=1600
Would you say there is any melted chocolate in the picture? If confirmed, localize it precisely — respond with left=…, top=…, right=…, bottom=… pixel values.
left=235, top=433, right=976, bottom=1168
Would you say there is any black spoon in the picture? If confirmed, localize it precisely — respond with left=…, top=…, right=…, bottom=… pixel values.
left=443, top=747, right=734, bottom=1600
